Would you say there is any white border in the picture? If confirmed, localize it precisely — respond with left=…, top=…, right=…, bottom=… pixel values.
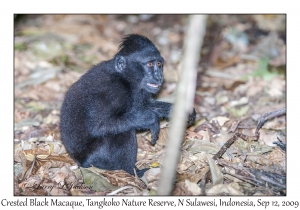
left=2, top=1, right=298, bottom=209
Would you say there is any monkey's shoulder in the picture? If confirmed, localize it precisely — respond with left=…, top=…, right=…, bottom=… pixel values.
left=72, top=63, right=129, bottom=91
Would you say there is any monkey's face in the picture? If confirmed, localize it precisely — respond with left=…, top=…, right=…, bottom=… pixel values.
left=116, top=37, right=165, bottom=94
left=140, top=56, right=164, bottom=94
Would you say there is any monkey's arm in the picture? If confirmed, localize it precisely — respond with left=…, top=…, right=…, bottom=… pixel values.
left=147, top=100, right=172, bottom=119
left=87, top=94, right=160, bottom=144
left=147, top=99, right=196, bottom=126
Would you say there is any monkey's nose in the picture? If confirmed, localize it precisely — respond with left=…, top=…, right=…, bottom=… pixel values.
left=154, top=72, right=162, bottom=81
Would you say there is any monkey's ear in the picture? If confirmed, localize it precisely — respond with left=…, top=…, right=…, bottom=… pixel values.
left=115, top=56, right=126, bottom=72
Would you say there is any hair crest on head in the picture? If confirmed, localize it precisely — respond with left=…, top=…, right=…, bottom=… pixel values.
left=117, top=34, right=156, bottom=56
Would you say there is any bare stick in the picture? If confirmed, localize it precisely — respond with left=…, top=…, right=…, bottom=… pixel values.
left=157, top=15, right=207, bottom=195
left=213, top=108, right=286, bottom=160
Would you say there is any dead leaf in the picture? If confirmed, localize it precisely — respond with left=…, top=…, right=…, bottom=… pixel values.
left=177, top=157, right=195, bottom=172
left=23, top=147, right=50, bottom=161
left=141, top=168, right=160, bottom=185
left=14, top=176, right=21, bottom=196
left=206, top=154, right=223, bottom=186
left=215, top=130, right=235, bottom=145
left=42, top=179, right=69, bottom=196
left=15, top=118, right=41, bottom=131
left=81, top=168, right=119, bottom=192
left=14, top=109, right=30, bottom=123
left=43, top=113, right=60, bottom=125
left=184, top=179, right=201, bottom=195
left=213, top=49, right=240, bottom=69
left=184, top=139, right=221, bottom=156
left=206, top=183, right=244, bottom=195
left=51, top=166, right=78, bottom=187
left=137, top=135, right=155, bottom=152
left=259, top=130, right=279, bottom=147
left=143, top=126, right=169, bottom=146
left=228, top=120, right=241, bottom=133
left=266, top=148, right=285, bottom=167
left=177, top=166, right=210, bottom=183
left=16, top=66, right=61, bottom=88
left=90, top=167, right=147, bottom=190
left=266, top=76, right=285, bottom=98
left=210, top=116, right=230, bottom=127
left=186, top=130, right=203, bottom=140
left=246, top=155, right=273, bottom=166
left=229, top=97, right=249, bottom=107
left=147, top=180, right=160, bottom=192
left=172, top=181, right=193, bottom=196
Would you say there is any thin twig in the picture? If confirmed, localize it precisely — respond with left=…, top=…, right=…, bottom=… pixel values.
left=213, top=108, right=285, bottom=160
left=223, top=171, right=263, bottom=187
left=106, top=186, right=134, bottom=195
left=157, top=15, right=207, bottom=195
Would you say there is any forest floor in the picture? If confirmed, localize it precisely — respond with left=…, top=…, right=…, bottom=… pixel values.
left=14, top=14, right=286, bottom=196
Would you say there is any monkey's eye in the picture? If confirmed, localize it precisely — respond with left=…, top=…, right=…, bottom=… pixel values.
left=147, top=62, right=153, bottom=67
left=157, top=62, right=162, bottom=67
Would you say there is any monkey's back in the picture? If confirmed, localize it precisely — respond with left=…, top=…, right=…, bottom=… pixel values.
left=60, top=62, right=135, bottom=168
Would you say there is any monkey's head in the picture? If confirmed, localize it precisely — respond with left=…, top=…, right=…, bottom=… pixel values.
left=114, top=34, right=164, bottom=94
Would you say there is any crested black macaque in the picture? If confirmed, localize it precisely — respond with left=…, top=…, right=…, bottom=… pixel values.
left=60, top=34, right=196, bottom=176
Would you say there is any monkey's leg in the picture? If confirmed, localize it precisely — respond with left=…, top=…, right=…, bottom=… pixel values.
left=82, top=131, right=138, bottom=175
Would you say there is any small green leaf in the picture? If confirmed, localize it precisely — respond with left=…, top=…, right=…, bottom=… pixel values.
left=241, top=58, right=279, bottom=81
left=251, top=58, right=278, bottom=81
left=227, top=105, right=250, bottom=117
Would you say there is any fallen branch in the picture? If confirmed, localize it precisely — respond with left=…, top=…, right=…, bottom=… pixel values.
left=213, top=107, right=286, bottom=160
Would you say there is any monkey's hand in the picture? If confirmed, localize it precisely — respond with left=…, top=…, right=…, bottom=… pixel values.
left=134, top=110, right=160, bottom=145
left=141, top=111, right=160, bottom=145
left=147, top=100, right=172, bottom=120
left=150, top=116, right=160, bottom=145
left=187, top=108, right=196, bottom=127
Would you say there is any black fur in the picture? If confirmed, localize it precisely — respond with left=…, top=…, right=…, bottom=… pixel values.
left=60, top=34, right=196, bottom=175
